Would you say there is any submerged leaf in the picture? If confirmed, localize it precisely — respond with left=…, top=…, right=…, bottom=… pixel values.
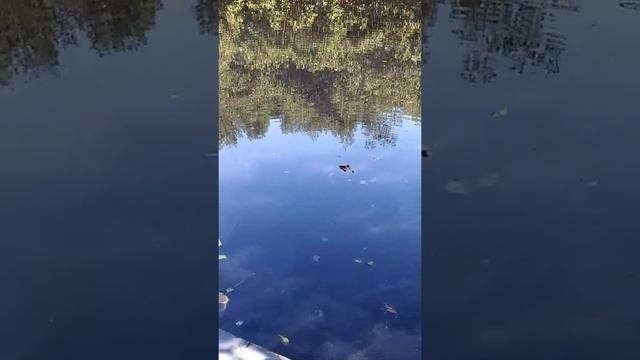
left=491, top=106, right=509, bottom=118
left=446, top=179, right=468, bottom=194
left=478, top=173, right=500, bottom=187
left=277, top=334, right=290, bottom=346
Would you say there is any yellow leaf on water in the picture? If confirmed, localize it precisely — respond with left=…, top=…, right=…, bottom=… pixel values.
left=277, top=334, right=289, bottom=346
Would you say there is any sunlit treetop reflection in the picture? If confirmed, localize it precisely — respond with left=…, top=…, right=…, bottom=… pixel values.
left=217, top=0, right=422, bottom=149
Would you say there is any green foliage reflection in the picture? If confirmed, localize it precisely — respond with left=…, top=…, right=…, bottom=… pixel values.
left=218, top=0, right=422, bottom=148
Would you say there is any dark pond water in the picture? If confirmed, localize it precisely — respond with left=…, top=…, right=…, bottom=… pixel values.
left=3, top=0, right=640, bottom=359
left=218, top=2, right=422, bottom=359
left=1, top=1, right=219, bottom=359
left=423, top=0, right=640, bottom=359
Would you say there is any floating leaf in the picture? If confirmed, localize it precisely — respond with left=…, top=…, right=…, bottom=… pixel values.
left=219, top=254, right=227, bottom=260
left=235, top=320, right=244, bottom=326
left=354, top=259, right=364, bottom=264
left=313, top=255, right=320, bottom=262
left=218, top=239, right=222, bottom=247
left=218, top=292, right=229, bottom=304
left=367, top=260, right=374, bottom=266
left=277, top=334, right=290, bottom=346
left=225, top=288, right=235, bottom=294
left=382, top=303, right=398, bottom=315
left=338, top=164, right=355, bottom=173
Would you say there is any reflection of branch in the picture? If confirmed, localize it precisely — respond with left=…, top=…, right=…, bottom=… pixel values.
left=443, top=0, right=579, bottom=83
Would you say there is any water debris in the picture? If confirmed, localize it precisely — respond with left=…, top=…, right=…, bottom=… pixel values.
left=363, top=247, right=367, bottom=251
left=478, top=173, right=500, bottom=187
left=491, top=106, right=509, bottom=118
left=218, top=239, right=222, bottom=247
left=354, top=259, right=364, bottom=264
left=369, top=178, right=377, bottom=183
left=225, top=288, right=235, bottom=294
left=381, top=303, right=398, bottom=316
left=219, top=254, right=227, bottom=260
left=374, top=157, right=381, bottom=161
left=277, top=334, right=290, bottom=346
left=579, top=178, right=599, bottom=187
left=170, top=94, right=179, bottom=100
left=422, top=147, right=430, bottom=158
left=338, top=164, right=355, bottom=173
left=367, top=260, right=374, bottom=267
left=321, top=236, right=329, bottom=242
left=235, top=320, right=244, bottom=326
left=359, top=180, right=368, bottom=185
left=446, top=179, right=469, bottom=194
left=219, top=292, right=229, bottom=304
left=283, top=170, right=290, bottom=174
left=313, top=255, right=320, bottom=262
left=620, top=1, right=640, bottom=10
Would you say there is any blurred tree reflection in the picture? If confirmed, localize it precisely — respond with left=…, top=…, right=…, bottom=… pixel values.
left=442, top=0, right=580, bottom=83
left=0, top=0, right=161, bottom=85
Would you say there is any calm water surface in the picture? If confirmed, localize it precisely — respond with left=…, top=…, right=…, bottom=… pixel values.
left=424, top=0, right=640, bottom=359
left=3, top=0, right=640, bottom=359
left=218, top=2, right=422, bottom=359
left=1, top=1, right=218, bottom=358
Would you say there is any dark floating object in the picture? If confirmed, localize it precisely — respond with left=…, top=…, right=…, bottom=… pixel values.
left=422, top=147, right=430, bottom=158
left=338, top=164, right=355, bottom=173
